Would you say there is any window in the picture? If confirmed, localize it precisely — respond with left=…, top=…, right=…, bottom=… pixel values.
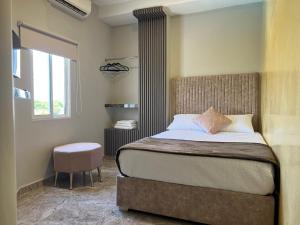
left=32, top=50, right=70, bottom=119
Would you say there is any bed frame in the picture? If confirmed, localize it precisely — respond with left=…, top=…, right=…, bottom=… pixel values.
left=117, top=73, right=276, bottom=225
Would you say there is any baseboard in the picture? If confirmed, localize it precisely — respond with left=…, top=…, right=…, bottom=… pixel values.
left=17, top=175, right=54, bottom=199
left=17, top=156, right=113, bottom=199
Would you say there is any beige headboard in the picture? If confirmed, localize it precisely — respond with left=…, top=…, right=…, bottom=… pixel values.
left=171, top=73, right=260, bottom=131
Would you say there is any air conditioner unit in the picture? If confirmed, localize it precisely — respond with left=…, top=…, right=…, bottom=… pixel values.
left=48, top=0, right=92, bottom=20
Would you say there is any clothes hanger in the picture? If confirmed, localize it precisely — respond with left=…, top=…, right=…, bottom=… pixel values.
left=100, top=62, right=129, bottom=72
left=113, top=63, right=129, bottom=71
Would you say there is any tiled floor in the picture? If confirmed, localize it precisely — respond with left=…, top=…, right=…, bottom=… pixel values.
left=17, top=158, right=196, bottom=225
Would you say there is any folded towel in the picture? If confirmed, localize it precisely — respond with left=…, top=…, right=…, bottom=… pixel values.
left=115, top=120, right=137, bottom=126
left=116, top=122, right=136, bottom=126
left=116, top=123, right=136, bottom=127
left=117, top=120, right=136, bottom=123
left=114, top=125, right=137, bottom=130
left=115, top=123, right=137, bottom=126
left=114, top=120, right=137, bottom=129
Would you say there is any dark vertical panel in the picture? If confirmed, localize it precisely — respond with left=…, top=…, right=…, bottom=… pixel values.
left=104, top=128, right=140, bottom=156
left=134, top=6, right=167, bottom=138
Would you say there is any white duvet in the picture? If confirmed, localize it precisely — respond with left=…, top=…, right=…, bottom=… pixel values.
left=118, top=130, right=275, bottom=195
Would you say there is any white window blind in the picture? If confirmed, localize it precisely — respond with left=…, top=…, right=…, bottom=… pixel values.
left=19, top=22, right=78, bottom=61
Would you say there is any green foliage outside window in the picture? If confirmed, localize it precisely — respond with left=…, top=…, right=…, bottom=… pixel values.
left=34, top=100, right=64, bottom=116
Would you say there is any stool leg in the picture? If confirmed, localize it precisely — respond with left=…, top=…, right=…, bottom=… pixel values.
left=54, top=171, right=58, bottom=187
left=89, top=171, right=94, bottom=187
left=82, top=171, right=86, bottom=185
left=70, top=173, right=73, bottom=190
left=97, top=167, right=102, bottom=182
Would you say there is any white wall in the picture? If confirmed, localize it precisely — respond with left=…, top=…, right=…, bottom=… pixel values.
left=13, top=0, right=112, bottom=189
left=109, top=3, right=264, bottom=106
left=170, top=2, right=264, bottom=77
left=0, top=0, right=17, bottom=224
left=107, top=24, right=139, bottom=123
left=109, top=25, right=139, bottom=104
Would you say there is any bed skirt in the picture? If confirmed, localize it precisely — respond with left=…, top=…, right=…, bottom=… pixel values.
left=116, top=176, right=275, bottom=225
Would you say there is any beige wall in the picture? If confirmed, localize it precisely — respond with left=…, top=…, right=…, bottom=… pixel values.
left=0, top=0, right=17, bottom=224
left=170, top=2, right=264, bottom=77
left=262, top=0, right=300, bottom=224
left=13, top=0, right=112, bottom=189
left=109, top=24, right=139, bottom=104
left=108, top=24, right=139, bottom=122
left=110, top=3, right=265, bottom=107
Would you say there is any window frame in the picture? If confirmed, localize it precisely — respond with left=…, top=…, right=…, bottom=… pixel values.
left=31, top=50, right=71, bottom=121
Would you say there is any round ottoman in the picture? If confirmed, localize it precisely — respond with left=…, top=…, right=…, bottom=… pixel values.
left=53, top=142, right=104, bottom=189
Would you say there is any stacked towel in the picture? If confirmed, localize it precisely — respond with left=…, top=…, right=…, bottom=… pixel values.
left=114, top=120, right=137, bottom=129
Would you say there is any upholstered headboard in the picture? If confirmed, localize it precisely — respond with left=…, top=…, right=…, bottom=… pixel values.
left=171, top=73, right=260, bottom=131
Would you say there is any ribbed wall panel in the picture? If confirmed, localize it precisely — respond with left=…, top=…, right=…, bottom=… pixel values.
left=134, top=6, right=167, bottom=138
left=171, top=73, right=260, bottom=131
left=104, top=128, right=140, bottom=156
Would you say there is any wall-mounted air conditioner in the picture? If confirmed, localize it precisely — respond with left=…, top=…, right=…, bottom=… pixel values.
left=48, top=0, right=92, bottom=20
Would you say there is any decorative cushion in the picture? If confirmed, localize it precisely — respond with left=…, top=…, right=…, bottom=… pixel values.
left=194, top=107, right=231, bottom=134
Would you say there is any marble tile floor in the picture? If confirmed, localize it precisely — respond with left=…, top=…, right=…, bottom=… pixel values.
left=17, top=158, right=199, bottom=225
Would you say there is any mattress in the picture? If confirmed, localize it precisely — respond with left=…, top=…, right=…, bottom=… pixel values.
left=118, top=130, right=275, bottom=195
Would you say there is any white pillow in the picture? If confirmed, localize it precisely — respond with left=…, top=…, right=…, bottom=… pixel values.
left=221, top=114, right=254, bottom=133
left=167, top=114, right=204, bottom=131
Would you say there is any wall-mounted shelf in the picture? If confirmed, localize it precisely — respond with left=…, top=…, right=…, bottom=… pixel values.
left=104, top=56, right=138, bottom=62
left=105, top=104, right=138, bottom=109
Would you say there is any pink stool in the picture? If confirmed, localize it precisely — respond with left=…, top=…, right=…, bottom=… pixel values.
left=53, top=142, right=104, bottom=189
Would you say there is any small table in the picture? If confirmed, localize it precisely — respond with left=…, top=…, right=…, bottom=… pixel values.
left=53, top=142, right=104, bottom=189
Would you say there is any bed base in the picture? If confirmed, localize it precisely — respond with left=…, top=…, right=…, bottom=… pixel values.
left=117, top=176, right=275, bottom=225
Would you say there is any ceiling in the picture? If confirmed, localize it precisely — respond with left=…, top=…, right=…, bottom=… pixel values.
left=93, top=0, right=264, bottom=26
left=94, top=0, right=133, bottom=7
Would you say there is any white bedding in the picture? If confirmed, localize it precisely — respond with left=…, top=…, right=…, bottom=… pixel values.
left=153, top=130, right=265, bottom=143
left=118, top=130, right=275, bottom=195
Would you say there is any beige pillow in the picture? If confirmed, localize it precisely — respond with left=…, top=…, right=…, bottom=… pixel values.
left=194, top=107, right=231, bottom=134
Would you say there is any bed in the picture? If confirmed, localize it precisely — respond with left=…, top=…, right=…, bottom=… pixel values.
left=116, top=73, right=279, bottom=225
